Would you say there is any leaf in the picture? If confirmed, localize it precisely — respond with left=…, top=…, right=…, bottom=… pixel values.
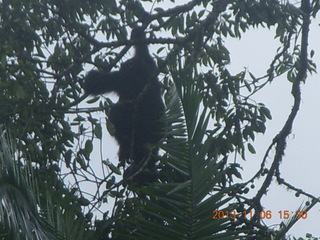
left=64, top=150, right=73, bottom=168
left=73, top=115, right=85, bottom=122
left=78, top=197, right=90, bottom=206
left=260, top=106, right=272, bottom=120
left=247, top=143, right=256, bottom=154
left=156, top=46, right=165, bottom=54
left=310, top=49, right=315, bottom=58
left=167, top=180, right=191, bottom=195
left=106, top=119, right=115, bottom=136
left=86, top=96, right=100, bottom=104
left=76, top=155, right=87, bottom=169
left=154, top=7, right=164, bottom=13
left=94, top=124, right=102, bottom=139
left=107, top=162, right=121, bottom=175
left=83, top=140, right=93, bottom=160
left=198, top=9, right=205, bottom=18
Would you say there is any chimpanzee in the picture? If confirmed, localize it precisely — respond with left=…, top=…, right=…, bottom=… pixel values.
left=84, top=27, right=165, bottom=184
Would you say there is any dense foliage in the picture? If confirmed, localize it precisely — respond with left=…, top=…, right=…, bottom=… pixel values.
left=0, top=0, right=319, bottom=239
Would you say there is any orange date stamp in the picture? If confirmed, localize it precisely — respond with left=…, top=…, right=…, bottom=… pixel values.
left=212, top=210, right=308, bottom=220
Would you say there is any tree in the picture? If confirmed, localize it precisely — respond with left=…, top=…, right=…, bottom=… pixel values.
left=0, top=0, right=319, bottom=239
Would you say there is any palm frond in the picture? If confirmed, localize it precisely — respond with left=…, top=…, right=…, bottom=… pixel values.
left=114, top=59, right=247, bottom=239
left=0, top=130, right=56, bottom=240
left=0, top=129, right=96, bottom=240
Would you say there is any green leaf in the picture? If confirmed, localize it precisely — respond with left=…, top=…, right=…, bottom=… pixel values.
left=168, top=180, right=191, bottom=195
left=310, top=49, right=315, bottom=58
left=94, top=124, right=102, bottom=139
left=107, top=162, right=121, bottom=175
left=87, top=96, right=100, bottom=104
left=76, top=155, right=87, bottom=169
left=260, top=106, right=272, bottom=120
left=106, top=119, right=115, bottom=136
left=78, top=197, right=90, bottom=206
left=83, top=140, right=93, bottom=160
left=247, top=143, right=256, bottom=154
left=73, top=115, right=85, bottom=122
left=198, top=9, right=205, bottom=18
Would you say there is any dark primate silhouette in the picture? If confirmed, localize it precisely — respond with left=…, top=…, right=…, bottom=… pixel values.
left=84, top=27, right=165, bottom=184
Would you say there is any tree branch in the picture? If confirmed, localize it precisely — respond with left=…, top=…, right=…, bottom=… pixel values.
left=252, top=0, right=311, bottom=216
